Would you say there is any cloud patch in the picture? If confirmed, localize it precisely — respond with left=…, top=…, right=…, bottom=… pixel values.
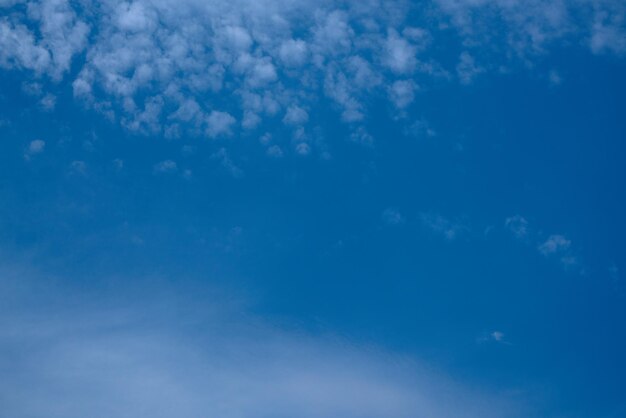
left=0, top=269, right=524, bottom=418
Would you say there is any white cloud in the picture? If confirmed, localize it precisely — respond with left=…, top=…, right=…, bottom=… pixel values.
left=382, top=208, right=405, bottom=226
left=456, top=52, right=483, bottom=85
left=212, top=147, right=243, bottom=178
left=0, top=0, right=88, bottom=79
left=491, top=331, right=505, bottom=342
left=295, top=142, right=311, bottom=156
left=70, top=160, right=87, bottom=175
left=39, top=93, right=56, bottom=111
left=350, top=126, right=374, bottom=146
left=538, top=234, right=582, bottom=270
left=0, top=269, right=524, bottom=418
left=420, top=212, right=468, bottom=240
left=538, top=234, right=571, bottom=256
left=0, top=0, right=624, bottom=144
left=112, top=158, right=124, bottom=171
left=389, top=79, right=416, bottom=109
left=383, top=29, right=417, bottom=74
left=589, top=2, right=626, bottom=55
left=278, top=39, right=308, bottom=67
left=206, top=111, right=236, bottom=138
left=266, top=144, right=284, bottom=158
left=282, top=105, right=309, bottom=126
left=27, top=139, right=45, bottom=154
left=153, top=159, right=177, bottom=174
left=505, top=215, right=529, bottom=239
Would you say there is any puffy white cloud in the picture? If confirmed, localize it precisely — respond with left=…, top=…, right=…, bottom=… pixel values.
left=27, top=139, right=45, bottom=154
left=538, top=234, right=581, bottom=270
left=382, top=208, right=405, bottom=226
left=0, top=0, right=88, bottom=79
left=383, top=29, right=417, bottom=74
left=491, top=331, right=505, bottom=342
left=389, top=79, right=416, bottom=109
left=282, top=105, right=309, bottom=126
left=420, top=212, right=468, bottom=240
left=0, top=0, right=624, bottom=145
left=212, top=147, right=243, bottom=178
left=39, top=93, right=56, bottom=111
left=0, top=19, right=51, bottom=74
left=70, top=160, right=87, bottom=175
left=153, top=159, right=177, bottom=173
left=266, top=144, right=284, bottom=158
left=590, top=4, right=626, bottom=55
left=538, top=234, right=571, bottom=256
left=278, top=39, right=308, bottom=67
left=505, top=215, right=529, bottom=239
left=456, top=52, right=483, bottom=85
left=295, top=142, right=311, bottom=156
left=206, top=111, right=236, bottom=138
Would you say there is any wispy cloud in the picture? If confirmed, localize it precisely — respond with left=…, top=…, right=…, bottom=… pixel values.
left=505, top=215, right=582, bottom=271
left=0, top=268, right=523, bottom=418
left=420, top=212, right=469, bottom=240
left=382, top=207, right=406, bottom=226
left=24, top=139, right=45, bottom=160
left=505, top=215, right=529, bottom=239
left=478, top=330, right=513, bottom=346
left=153, top=159, right=178, bottom=174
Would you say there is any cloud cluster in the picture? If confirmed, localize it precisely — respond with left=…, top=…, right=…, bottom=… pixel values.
left=506, top=215, right=580, bottom=271
left=1, top=0, right=624, bottom=153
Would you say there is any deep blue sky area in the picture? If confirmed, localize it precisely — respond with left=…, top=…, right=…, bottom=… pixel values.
left=1, top=1, right=626, bottom=417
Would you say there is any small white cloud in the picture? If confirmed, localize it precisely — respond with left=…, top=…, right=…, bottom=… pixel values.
left=295, top=142, right=311, bottom=156
left=456, top=52, right=483, bottom=85
left=282, top=105, right=309, bottom=126
left=22, top=81, right=43, bottom=96
left=242, top=111, right=262, bottom=130
left=548, top=70, right=562, bottom=86
left=181, top=145, right=195, bottom=157
left=389, top=80, right=417, bottom=109
left=206, top=111, right=236, bottom=138
left=39, top=93, right=56, bottom=111
left=212, top=148, right=243, bottom=178
left=349, top=127, right=374, bottom=147
left=538, top=234, right=582, bottom=271
left=170, top=99, right=201, bottom=122
left=259, top=133, right=272, bottom=146
left=266, top=145, right=284, bottom=158
left=27, top=139, right=45, bottom=155
left=383, top=29, right=417, bottom=74
left=420, top=213, right=467, bottom=240
left=590, top=13, right=626, bottom=55
left=491, top=331, right=505, bottom=342
left=279, top=39, right=308, bottom=67
left=153, top=160, right=177, bottom=174
left=538, top=234, right=571, bottom=256
left=112, top=158, right=124, bottom=171
left=477, top=331, right=511, bottom=345
left=382, top=208, right=405, bottom=226
left=405, top=119, right=436, bottom=138
left=70, top=160, right=87, bottom=175
left=505, top=215, right=529, bottom=239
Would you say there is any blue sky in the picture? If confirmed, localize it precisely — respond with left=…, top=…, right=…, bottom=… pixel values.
left=1, top=0, right=626, bottom=417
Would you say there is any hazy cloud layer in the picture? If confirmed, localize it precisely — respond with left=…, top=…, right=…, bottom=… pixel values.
left=0, top=268, right=523, bottom=418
